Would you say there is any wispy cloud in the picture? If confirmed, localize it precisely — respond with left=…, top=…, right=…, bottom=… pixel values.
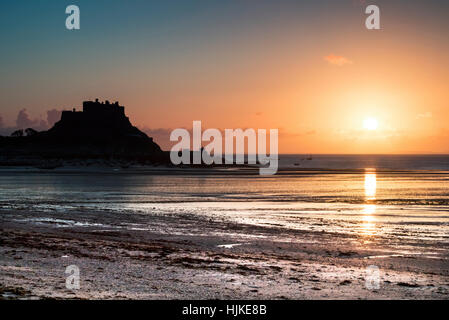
left=324, top=54, right=353, bottom=66
left=416, top=112, right=432, bottom=119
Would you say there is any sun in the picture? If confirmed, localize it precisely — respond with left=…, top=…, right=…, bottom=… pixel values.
left=363, top=117, right=378, bottom=130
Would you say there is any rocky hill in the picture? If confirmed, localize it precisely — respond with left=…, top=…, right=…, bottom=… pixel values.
left=0, top=99, right=168, bottom=165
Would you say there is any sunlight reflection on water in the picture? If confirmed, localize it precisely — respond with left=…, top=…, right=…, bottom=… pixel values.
left=362, top=169, right=377, bottom=236
left=364, top=170, right=377, bottom=200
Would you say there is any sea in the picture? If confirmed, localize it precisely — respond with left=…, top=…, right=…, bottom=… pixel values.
left=1, top=154, right=448, bottom=254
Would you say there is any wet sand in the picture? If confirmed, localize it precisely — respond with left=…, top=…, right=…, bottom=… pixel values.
left=1, top=208, right=448, bottom=300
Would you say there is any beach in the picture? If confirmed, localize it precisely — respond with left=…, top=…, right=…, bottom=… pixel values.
left=1, top=161, right=448, bottom=299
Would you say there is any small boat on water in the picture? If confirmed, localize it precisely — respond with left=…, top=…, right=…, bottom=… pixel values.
left=299, top=154, right=313, bottom=161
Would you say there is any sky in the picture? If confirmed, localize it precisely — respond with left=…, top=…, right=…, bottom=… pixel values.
left=0, top=0, right=448, bottom=153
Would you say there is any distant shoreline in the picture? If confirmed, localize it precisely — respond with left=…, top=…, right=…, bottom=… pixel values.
left=0, top=165, right=448, bottom=176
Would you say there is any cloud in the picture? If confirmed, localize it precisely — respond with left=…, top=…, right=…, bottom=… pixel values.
left=416, top=112, right=432, bottom=119
left=0, top=108, right=62, bottom=136
left=16, top=109, right=40, bottom=128
left=47, top=109, right=62, bottom=127
left=324, top=54, right=353, bottom=66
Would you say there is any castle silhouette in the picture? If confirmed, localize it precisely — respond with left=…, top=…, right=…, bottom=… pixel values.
left=61, top=99, right=126, bottom=123
left=50, top=99, right=155, bottom=145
